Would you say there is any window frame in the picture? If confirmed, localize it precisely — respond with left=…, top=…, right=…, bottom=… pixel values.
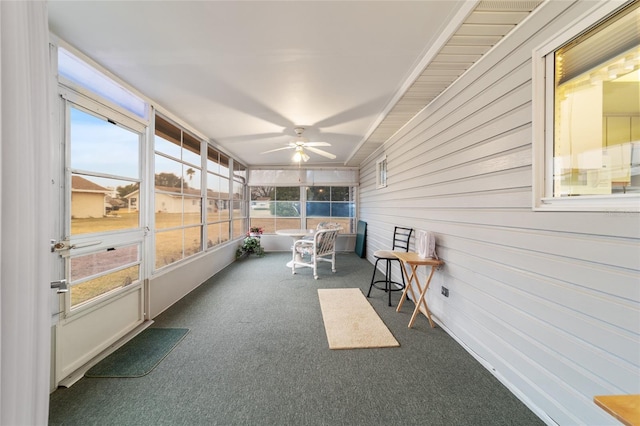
left=305, top=186, right=356, bottom=232
left=205, top=145, right=233, bottom=249
left=153, top=114, right=206, bottom=270
left=249, top=185, right=357, bottom=234
left=231, top=163, right=248, bottom=241
left=376, top=155, right=387, bottom=189
left=61, top=93, right=147, bottom=312
left=532, top=0, right=640, bottom=212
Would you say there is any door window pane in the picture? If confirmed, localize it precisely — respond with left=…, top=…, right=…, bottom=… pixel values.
left=70, top=244, right=139, bottom=281
left=70, top=244, right=140, bottom=307
left=69, top=107, right=141, bottom=236
left=70, top=108, right=140, bottom=179
left=71, top=265, right=140, bottom=307
left=71, top=175, right=140, bottom=234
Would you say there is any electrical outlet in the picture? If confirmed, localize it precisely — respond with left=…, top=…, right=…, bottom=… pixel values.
left=441, top=286, right=449, bottom=297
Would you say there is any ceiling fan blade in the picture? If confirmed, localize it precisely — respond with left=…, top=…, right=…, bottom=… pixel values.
left=261, top=146, right=294, bottom=154
left=304, top=142, right=331, bottom=147
left=305, top=146, right=336, bottom=159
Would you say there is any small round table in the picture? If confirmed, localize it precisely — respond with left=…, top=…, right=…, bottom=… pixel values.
left=276, top=229, right=316, bottom=267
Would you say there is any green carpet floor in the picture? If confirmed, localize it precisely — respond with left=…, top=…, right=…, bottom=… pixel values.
left=49, top=252, right=543, bottom=426
left=85, top=328, right=189, bottom=378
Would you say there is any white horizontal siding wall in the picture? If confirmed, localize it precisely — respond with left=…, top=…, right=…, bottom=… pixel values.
left=359, top=1, right=640, bottom=425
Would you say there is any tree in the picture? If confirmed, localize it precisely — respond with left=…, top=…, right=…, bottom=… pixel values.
left=155, top=172, right=183, bottom=188
left=116, top=183, right=139, bottom=198
left=251, top=186, right=274, bottom=200
left=273, top=187, right=299, bottom=201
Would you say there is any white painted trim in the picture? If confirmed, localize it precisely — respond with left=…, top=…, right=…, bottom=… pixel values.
left=57, top=320, right=153, bottom=388
left=59, top=86, right=146, bottom=132
left=531, top=0, right=640, bottom=212
left=376, top=155, right=387, bottom=189
left=52, top=36, right=150, bottom=112
left=52, top=34, right=240, bottom=163
left=533, top=0, right=630, bottom=58
left=346, top=1, right=479, bottom=164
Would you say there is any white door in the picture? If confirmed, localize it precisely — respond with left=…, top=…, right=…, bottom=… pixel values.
left=53, top=93, right=147, bottom=386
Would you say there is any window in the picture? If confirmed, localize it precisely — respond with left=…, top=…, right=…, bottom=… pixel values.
left=247, top=168, right=358, bottom=233
left=206, top=146, right=231, bottom=248
left=533, top=2, right=640, bottom=211
left=58, top=47, right=147, bottom=119
left=376, top=155, right=387, bottom=188
left=69, top=106, right=141, bottom=235
left=154, top=115, right=204, bottom=269
left=67, top=104, right=143, bottom=307
left=232, top=162, right=248, bottom=240
left=249, top=184, right=357, bottom=233
left=306, top=186, right=355, bottom=232
left=70, top=244, right=140, bottom=307
left=250, top=186, right=301, bottom=232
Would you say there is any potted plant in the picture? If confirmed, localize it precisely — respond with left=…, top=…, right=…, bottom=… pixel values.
left=248, top=226, right=263, bottom=237
left=236, top=227, right=265, bottom=259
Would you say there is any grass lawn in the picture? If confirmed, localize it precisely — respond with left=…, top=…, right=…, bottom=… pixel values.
left=69, top=211, right=350, bottom=306
left=69, top=211, right=240, bottom=306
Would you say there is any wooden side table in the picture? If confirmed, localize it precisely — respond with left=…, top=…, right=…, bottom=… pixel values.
left=594, top=394, right=640, bottom=426
left=394, top=251, right=444, bottom=328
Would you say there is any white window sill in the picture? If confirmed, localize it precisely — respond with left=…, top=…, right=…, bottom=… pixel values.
left=535, top=194, right=640, bottom=212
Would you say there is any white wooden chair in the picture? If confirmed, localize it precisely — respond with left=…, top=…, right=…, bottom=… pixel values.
left=291, top=228, right=339, bottom=279
left=300, top=222, right=341, bottom=241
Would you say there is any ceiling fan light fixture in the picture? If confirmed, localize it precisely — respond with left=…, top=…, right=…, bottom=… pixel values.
left=293, top=146, right=310, bottom=163
left=261, top=127, right=334, bottom=162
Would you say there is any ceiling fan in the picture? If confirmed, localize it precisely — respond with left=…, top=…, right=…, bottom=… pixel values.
left=261, top=127, right=336, bottom=162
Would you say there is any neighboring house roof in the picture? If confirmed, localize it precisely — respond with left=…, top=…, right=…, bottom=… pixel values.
left=156, top=186, right=230, bottom=198
left=71, top=175, right=109, bottom=194
left=124, top=187, right=234, bottom=199
left=123, top=189, right=139, bottom=199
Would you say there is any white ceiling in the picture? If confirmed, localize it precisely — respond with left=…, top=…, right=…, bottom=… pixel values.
left=48, top=1, right=540, bottom=168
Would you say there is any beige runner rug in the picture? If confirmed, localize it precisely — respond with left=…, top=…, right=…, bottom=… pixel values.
left=318, top=288, right=400, bottom=349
